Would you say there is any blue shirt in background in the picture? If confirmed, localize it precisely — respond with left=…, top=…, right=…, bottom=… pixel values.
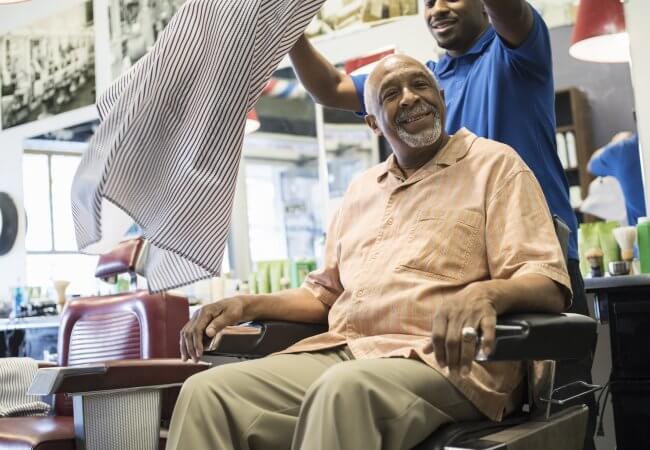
left=588, top=134, right=646, bottom=225
left=351, top=9, right=578, bottom=259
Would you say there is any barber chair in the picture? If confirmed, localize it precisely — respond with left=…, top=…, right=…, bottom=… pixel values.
left=199, top=217, right=599, bottom=450
left=25, top=220, right=597, bottom=450
left=0, top=239, right=204, bottom=450
left=199, top=314, right=596, bottom=450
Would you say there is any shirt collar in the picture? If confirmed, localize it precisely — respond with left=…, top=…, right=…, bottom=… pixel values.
left=435, top=25, right=496, bottom=75
left=376, top=128, right=477, bottom=183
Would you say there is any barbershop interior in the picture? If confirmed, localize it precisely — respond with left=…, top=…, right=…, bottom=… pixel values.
left=0, top=0, right=649, bottom=449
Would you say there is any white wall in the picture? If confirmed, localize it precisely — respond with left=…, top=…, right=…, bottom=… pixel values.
left=624, top=0, right=650, bottom=214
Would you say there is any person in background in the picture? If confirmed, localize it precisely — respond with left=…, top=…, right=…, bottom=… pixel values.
left=289, top=1, right=596, bottom=447
left=588, top=132, right=646, bottom=226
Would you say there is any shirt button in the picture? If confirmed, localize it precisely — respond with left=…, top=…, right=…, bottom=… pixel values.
left=386, top=218, right=393, bottom=225
left=357, top=288, right=365, bottom=297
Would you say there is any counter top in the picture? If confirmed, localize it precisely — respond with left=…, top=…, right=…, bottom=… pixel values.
left=584, top=274, right=650, bottom=292
left=0, top=315, right=61, bottom=331
left=0, top=304, right=202, bottom=331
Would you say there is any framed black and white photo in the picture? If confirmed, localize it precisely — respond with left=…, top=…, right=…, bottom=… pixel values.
left=0, top=1, right=95, bottom=130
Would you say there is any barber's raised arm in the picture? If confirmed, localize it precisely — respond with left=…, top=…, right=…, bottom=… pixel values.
left=289, top=35, right=361, bottom=111
left=482, top=0, right=534, bottom=48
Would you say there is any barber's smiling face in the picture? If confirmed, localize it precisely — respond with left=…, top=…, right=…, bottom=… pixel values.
left=365, top=55, right=446, bottom=152
left=423, top=0, right=488, bottom=54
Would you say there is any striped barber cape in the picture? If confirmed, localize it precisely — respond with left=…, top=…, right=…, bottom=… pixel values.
left=72, top=0, right=326, bottom=292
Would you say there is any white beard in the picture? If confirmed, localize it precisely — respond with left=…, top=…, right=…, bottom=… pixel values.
left=395, top=108, right=442, bottom=148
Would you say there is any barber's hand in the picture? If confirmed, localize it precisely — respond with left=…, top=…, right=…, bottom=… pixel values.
left=180, top=297, right=246, bottom=363
left=431, top=283, right=497, bottom=376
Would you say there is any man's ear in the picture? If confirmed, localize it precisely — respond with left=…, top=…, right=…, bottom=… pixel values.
left=365, top=114, right=383, bottom=137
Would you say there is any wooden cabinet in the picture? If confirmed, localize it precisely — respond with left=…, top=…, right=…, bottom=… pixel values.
left=555, top=87, right=594, bottom=223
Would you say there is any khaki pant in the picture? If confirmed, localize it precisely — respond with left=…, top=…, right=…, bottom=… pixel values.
left=166, top=347, right=481, bottom=450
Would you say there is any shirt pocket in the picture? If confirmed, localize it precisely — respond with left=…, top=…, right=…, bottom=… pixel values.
left=398, top=208, right=483, bottom=281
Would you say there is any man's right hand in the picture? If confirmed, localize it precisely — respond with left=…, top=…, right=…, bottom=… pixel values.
left=180, top=297, right=246, bottom=362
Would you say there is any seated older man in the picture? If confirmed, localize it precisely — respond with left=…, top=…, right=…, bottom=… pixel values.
left=166, top=54, right=572, bottom=450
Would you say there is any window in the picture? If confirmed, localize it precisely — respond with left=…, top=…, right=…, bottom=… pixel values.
left=245, top=162, right=290, bottom=262
left=23, top=152, right=99, bottom=295
left=23, top=151, right=232, bottom=296
left=245, top=160, right=324, bottom=263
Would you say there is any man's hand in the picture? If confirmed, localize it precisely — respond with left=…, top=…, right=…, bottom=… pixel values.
left=180, top=297, right=246, bottom=363
left=432, top=284, right=497, bottom=376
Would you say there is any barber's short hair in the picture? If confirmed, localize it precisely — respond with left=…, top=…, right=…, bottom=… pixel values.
left=362, top=56, right=439, bottom=116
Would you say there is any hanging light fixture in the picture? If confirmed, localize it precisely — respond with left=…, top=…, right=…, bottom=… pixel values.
left=570, top=0, right=629, bottom=63
left=245, top=109, right=260, bottom=134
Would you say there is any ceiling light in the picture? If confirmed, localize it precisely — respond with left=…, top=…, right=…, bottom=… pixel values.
left=570, top=0, right=629, bottom=63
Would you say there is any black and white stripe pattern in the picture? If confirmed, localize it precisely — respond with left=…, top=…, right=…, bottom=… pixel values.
left=72, top=0, right=326, bottom=292
left=0, top=358, right=50, bottom=417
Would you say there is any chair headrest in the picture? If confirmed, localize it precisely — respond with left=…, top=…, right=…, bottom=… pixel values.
left=95, top=238, right=144, bottom=282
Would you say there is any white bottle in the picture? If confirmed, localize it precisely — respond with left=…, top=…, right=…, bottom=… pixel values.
left=569, top=185, right=582, bottom=209
left=210, top=277, right=225, bottom=302
left=238, top=280, right=250, bottom=295
left=556, top=132, right=568, bottom=169
left=566, top=132, right=578, bottom=168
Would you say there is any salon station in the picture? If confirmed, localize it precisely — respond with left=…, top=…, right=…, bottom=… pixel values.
left=0, top=0, right=649, bottom=449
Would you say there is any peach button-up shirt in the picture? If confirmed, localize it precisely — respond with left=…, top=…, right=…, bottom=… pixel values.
left=281, top=128, right=571, bottom=421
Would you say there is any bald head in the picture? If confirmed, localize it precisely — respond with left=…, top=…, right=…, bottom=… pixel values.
left=363, top=54, right=439, bottom=116
left=362, top=54, right=447, bottom=153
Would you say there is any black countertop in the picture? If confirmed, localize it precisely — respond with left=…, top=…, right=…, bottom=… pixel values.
left=584, top=274, right=650, bottom=292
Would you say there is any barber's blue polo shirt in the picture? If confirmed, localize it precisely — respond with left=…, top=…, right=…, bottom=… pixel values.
left=588, top=134, right=646, bottom=225
left=352, top=9, right=579, bottom=259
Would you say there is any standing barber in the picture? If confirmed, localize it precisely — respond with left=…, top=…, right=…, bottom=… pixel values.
left=290, top=1, right=595, bottom=448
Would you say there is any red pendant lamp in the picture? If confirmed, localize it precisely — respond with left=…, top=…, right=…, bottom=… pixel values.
left=570, top=0, right=629, bottom=63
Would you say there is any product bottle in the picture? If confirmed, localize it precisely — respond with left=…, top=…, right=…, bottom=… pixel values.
left=13, top=279, right=24, bottom=318
left=637, top=217, right=650, bottom=273
left=238, top=280, right=250, bottom=295
left=566, top=132, right=578, bottom=168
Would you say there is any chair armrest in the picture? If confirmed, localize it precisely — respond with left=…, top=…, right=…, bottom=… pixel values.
left=95, top=238, right=144, bottom=281
left=486, top=313, right=597, bottom=362
left=203, top=321, right=328, bottom=359
left=202, top=313, right=597, bottom=363
left=27, top=359, right=210, bottom=396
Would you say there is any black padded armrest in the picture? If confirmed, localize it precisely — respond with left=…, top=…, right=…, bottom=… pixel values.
left=486, top=313, right=597, bottom=361
left=204, top=321, right=327, bottom=359
left=203, top=313, right=597, bottom=363
left=28, top=359, right=210, bottom=396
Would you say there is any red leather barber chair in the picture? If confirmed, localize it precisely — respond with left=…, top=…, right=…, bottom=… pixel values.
left=0, top=240, right=203, bottom=450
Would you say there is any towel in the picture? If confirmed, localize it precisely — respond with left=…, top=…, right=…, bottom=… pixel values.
left=72, top=0, right=326, bottom=292
left=0, top=358, right=50, bottom=417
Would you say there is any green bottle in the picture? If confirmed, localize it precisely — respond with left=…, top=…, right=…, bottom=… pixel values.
left=637, top=217, right=650, bottom=273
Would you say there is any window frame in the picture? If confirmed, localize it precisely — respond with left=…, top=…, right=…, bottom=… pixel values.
left=23, top=149, right=83, bottom=255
